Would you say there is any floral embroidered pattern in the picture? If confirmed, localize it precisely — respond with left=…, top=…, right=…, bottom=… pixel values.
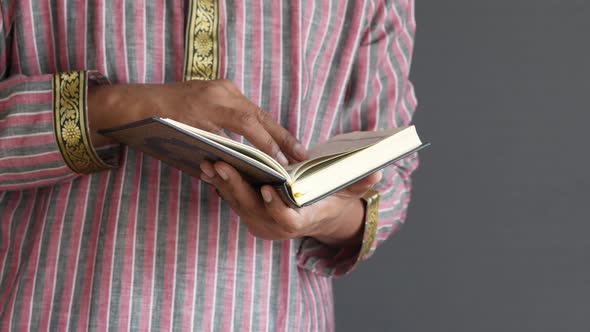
left=195, top=31, right=213, bottom=54
left=53, top=71, right=111, bottom=173
left=184, top=0, right=219, bottom=80
left=62, top=120, right=82, bottom=145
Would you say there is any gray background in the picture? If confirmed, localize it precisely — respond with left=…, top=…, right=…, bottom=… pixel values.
left=335, top=1, right=590, bottom=331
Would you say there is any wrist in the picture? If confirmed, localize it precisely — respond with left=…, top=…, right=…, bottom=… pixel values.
left=87, top=84, right=152, bottom=147
left=311, top=197, right=365, bottom=248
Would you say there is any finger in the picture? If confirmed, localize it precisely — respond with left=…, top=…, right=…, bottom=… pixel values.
left=259, top=111, right=308, bottom=162
left=212, top=163, right=296, bottom=240
left=212, top=161, right=266, bottom=212
left=215, top=81, right=306, bottom=162
left=217, top=79, right=242, bottom=95
left=200, top=160, right=216, bottom=179
left=200, top=160, right=240, bottom=205
left=211, top=165, right=305, bottom=240
left=260, top=185, right=308, bottom=235
left=217, top=104, right=290, bottom=166
left=203, top=161, right=291, bottom=240
left=198, top=121, right=231, bottom=139
left=202, top=173, right=241, bottom=207
left=174, top=105, right=232, bottom=139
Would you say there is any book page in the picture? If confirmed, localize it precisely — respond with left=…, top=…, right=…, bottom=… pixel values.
left=307, top=127, right=405, bottom=160
left=291, top=126, right=421, bottom=206
left=162, top=118, right=290, bottom=180
left=284, top=127, right=406, bottom=179
left=100, top=118, right=289, bottom=185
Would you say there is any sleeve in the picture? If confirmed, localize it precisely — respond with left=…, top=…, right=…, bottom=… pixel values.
left=297, top=0, right=419, bottom=277
left=0, top=7, right=116, bottom=191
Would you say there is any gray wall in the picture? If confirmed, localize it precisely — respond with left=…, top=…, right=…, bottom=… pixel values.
left=335, top=1, right=590, bottom=331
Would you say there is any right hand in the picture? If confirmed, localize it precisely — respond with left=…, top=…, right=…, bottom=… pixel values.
left=88, top=79, right=307, bottom=165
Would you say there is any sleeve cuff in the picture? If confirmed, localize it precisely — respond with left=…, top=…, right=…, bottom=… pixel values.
left=296, top=193, right=380, bottom=277
left=356, top=189, right=380, bottom=261
left=52, top=70, right=116, bottom=174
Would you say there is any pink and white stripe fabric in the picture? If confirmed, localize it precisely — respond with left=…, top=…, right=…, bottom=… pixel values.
left=0, top=0, right=418, bottom=330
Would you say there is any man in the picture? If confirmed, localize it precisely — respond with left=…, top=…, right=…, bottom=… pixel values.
left=0, top=0, right=418, bottom=330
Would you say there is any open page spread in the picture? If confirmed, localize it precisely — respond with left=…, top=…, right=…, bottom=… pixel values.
left=308, top=127, right=405, bottom=159
left=285, top=127, right=406, bottom=180
left=290, top=126, right=422, bottom=205
left=163, top=118, right=290, bottom=179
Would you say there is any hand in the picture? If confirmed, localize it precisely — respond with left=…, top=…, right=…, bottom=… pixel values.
left=199, top=160, right=383, bottom=248
left=88, top=79, right=307, bottom=165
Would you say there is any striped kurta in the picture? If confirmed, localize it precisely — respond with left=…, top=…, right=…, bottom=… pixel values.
left=0, top=0, right=418, bottom=331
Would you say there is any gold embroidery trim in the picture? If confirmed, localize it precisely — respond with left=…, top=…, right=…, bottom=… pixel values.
left=183, top=0, right=220, bottom=81
left=358, top=189, right=380, bottom=260
left=53, top=71, right=111, bottom=174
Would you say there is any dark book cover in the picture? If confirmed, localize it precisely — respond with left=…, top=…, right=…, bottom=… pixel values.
left=99, top=117, right=286, bottom=184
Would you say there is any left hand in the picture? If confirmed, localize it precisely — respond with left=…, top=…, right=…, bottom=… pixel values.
left=199, top=160, right=383, bottom=248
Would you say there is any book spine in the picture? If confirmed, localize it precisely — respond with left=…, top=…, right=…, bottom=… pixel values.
left=273, top=182, right=300, bottom=209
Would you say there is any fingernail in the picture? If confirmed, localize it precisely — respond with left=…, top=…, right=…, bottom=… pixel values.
left=200, top=174, right=212, bottom=183
left=261, top=188, right=272, bottom=203
left=200, top=164, right=215, bottom=178
left=277, top=151, right=289, bottom=166
left=294, top=143, right=307, bottom=159
left=215, top=166, right=229, bottom=180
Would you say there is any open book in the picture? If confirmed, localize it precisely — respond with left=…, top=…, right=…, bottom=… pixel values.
left=100, top=117, right=429, bottom=208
